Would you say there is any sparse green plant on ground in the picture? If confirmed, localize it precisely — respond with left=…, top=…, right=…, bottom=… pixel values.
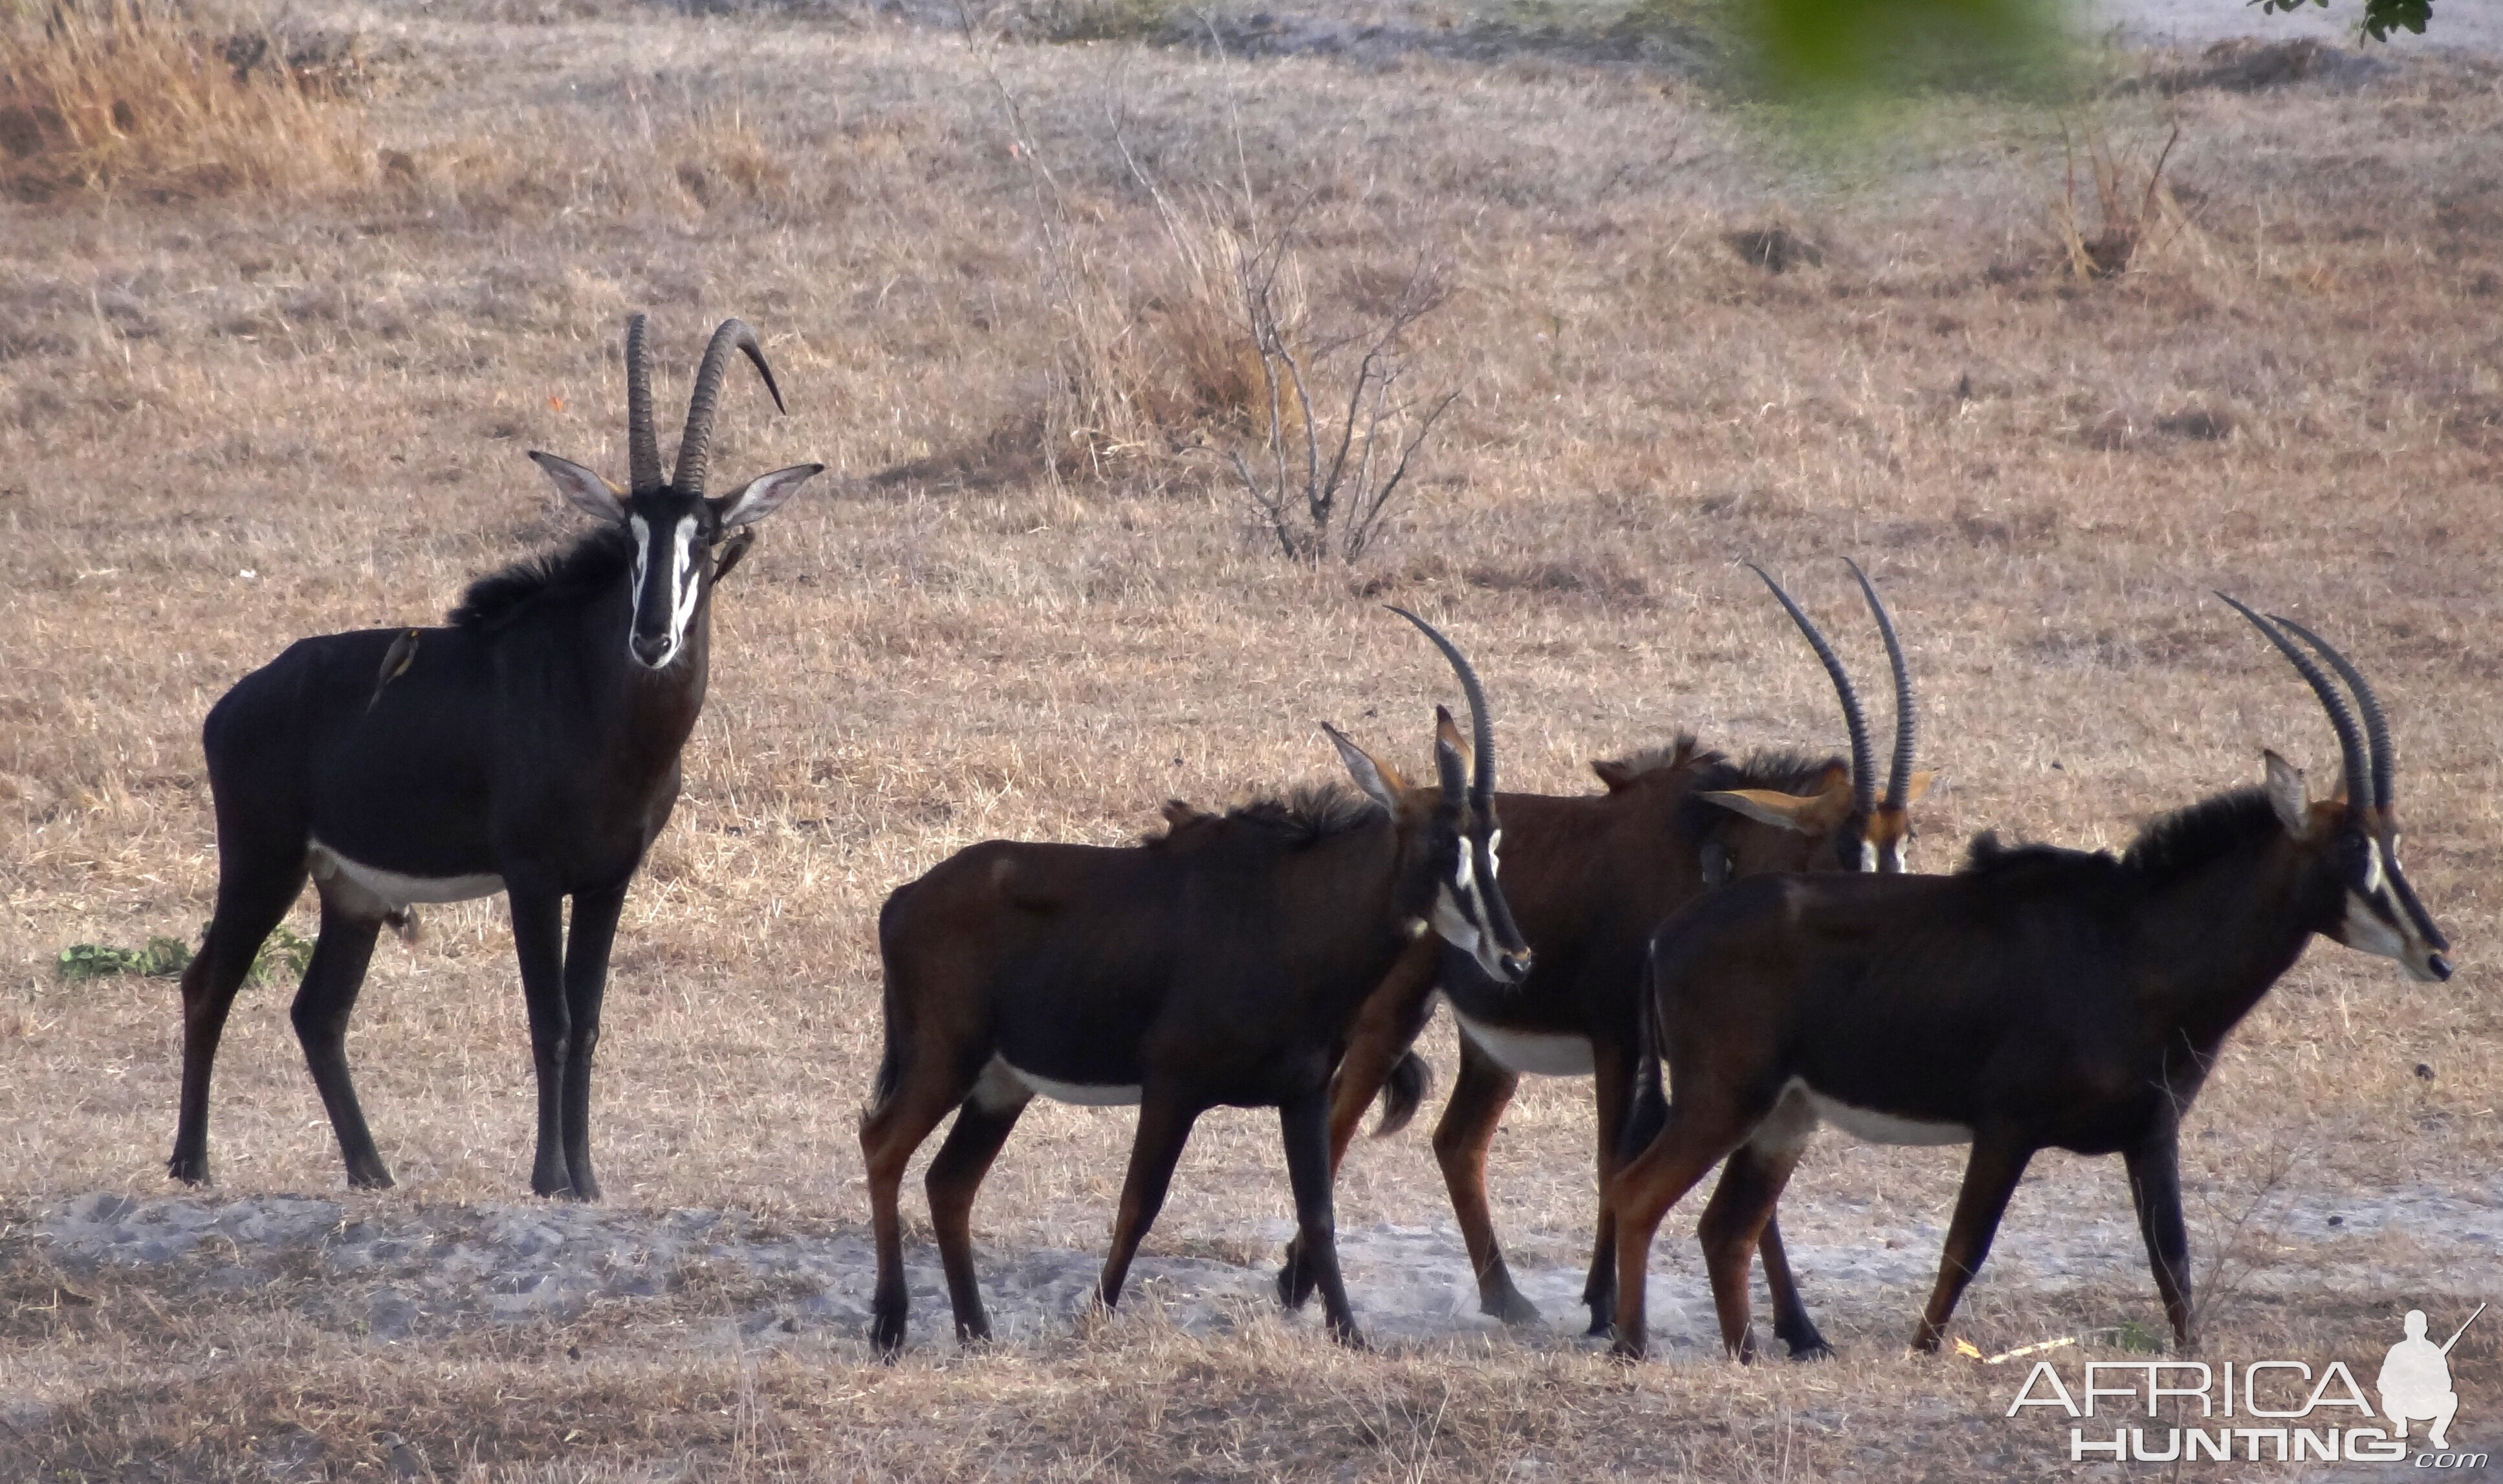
left=56, top=924, right=314, bottom=986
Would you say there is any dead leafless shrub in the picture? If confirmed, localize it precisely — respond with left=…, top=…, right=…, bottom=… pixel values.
left=1224, top=226, right=1458, bottom=563
left=0, top=0, right=366, bottom=201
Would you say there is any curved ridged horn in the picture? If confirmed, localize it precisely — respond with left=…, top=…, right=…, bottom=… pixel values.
left=2216, top=594, right=2370, bottom=814
left=625, top=314, right=661, bottom=495
left=672, top=318, right=786, bottom=497
left=2268, top=615, right=2394, bottom=812
left=1846, top=558, right=1918, bottom=811
left=1749, top=564, right=1874, bottom=813
left=1388, top=606, right=1495, bottom=804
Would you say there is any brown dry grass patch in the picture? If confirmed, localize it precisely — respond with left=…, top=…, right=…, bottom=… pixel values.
left=0, top=0, right=368, bottom=201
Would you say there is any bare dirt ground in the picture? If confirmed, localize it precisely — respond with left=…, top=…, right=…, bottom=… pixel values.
left=3, top=0, right=2501, bottom=1478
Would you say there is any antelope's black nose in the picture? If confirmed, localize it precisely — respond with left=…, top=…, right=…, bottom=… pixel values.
left=1498, top=948, right=1534, bottom=983
left=631, top=633, right=673, bottom=667
left=2427, top=953, right=2453, bottom=982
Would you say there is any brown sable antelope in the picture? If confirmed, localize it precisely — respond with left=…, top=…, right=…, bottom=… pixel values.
left=1280, top=562, right=1931, bottom=1346
left=169, top=316, right=822, bottom=1199
left=860, top=611, right=1532, bottom=1356
left=1606, top=597, right=2452, bottom=1362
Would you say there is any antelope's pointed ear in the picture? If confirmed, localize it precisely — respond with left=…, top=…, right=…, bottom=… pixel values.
left=2264, top=750, right=2309, bottom=834
left=1324, top=723, right=1404, bottom=811
left=712, top=463, right=824, bottom=529
left=1591, top=758, right=1636, bottom=791
left=530, top=451, right=626, bottom=523
left=1699, top=785, right=1855, bottom=835
left=1900, top=769, right=1936, bottom=806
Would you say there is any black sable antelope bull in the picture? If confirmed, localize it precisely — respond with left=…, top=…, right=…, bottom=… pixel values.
left=861, top=611, right=1532, bottom=1355
left=1281, top=561, right=1930, bottom=1344
left=1606, top=598, right=2451, bottom=1362
left=169, top=316, right=822, bottom=1199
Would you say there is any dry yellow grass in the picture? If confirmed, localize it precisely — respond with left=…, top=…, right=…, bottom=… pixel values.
left=1, top=3, right=2499, bottom=1477
left=0, top=0, right=369, bottom=201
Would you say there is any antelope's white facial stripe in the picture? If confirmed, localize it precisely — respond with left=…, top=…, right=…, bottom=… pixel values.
left=2343, top=889, right=2409, bottom=961
left=1487, top=829, right=1503, bottom=876
left=1858, top=839, right=1879, bottom=873
left=2363, top=838, right=2387, bottom=895
left=626, top=514, right=703, bottom=668
left=1431, top=884, right=1482, bottom=959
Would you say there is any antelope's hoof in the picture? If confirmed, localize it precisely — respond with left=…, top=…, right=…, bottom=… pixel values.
left=345, top=1164, right=396, bottom=1192
left=1480, top=1286, right=1542, bottom=1327
left=1328, top=1320, right=1370, bottom=1353
left=167, top=1154, right=210, bottom=1186
left=1784, top=1333, right=1837, bottom=1362
left=871, top=1311, right=907, bottom=1360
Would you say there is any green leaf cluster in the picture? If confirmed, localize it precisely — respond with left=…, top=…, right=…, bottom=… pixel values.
left=2253, top=0, right=2432, bottom=44
left=54, top=922, right=319, bottom=986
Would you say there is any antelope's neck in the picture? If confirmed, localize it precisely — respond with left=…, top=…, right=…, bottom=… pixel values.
left=584, top=585, right=713, bottom=784
left=2134, top=838, right=2317, bottom=1054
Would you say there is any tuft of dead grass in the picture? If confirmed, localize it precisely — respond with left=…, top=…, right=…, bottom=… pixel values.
left=0, top=0, right=367, bottom=201
left=2051, top=116, right=2194, bottom=279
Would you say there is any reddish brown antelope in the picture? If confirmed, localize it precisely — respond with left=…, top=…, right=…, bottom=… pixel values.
left=1280, top=562, right=1930, bottom=1347
left=861, top=611, right=1531, bottom=1355
left=169, top=316, right=822, bottom=1199
left=1606, top=598, right=2451, bottom=1362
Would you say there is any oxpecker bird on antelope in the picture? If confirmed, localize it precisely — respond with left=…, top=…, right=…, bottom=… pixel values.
left=168, top=315, right=823, bottom=1201
left=860, top=609, right=1530, bottom=1357
left=1603, top=596, right=2451, bottom=1362
left=1280, top=559, right=1930, bottom=1349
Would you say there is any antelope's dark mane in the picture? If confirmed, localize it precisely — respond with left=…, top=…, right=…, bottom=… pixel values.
left=448, top=526, right=635, bottom=631
left=2119, top=787, right=2282, bottom=886
left=1147, top=784, right=1383, bottom=851
left=1959, top=787, right=2282, bottom=891
left=1594, top=734, right=1709, bottom=782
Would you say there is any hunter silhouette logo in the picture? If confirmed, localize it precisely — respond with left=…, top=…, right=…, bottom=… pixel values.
left=2005, top=1302, right=2487, bottom=1465
left=2380, top=1304, right=2482, bottom=1452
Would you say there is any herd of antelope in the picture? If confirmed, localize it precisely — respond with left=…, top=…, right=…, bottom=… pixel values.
left=168, top=314, right=2454, bottom=1365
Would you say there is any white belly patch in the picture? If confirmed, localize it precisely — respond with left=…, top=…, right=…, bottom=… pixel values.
left=979, top=1054, right=1141, bottom=1108
left=1789, top=1078, right=1973, bottom=1147
left=307, top=838, right=504, bottom=917
left=1455, top=1012, right=1596, bottom=1077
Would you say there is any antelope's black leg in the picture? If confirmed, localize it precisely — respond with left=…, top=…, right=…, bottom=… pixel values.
left=1095, top=1093, right=1200, bottom=1315
left=2125, top=1129, right=2194, bottom=1349
left=1436, top=1035, right=1535, bottom=1325
left=1284, top=955, right=1439, bottom=1311
left=1757, top=1212, right=1832, bottom=1359
left=170, top=856, right=307, bottom=1185
left=290, top=899, right=391, bottom=1188
left=558, top=880, right=628, bottom=1201
left=1580, top=1038, right=1639, bottom=1335
left=507, top=884, right=575, bottom=1199
left=1910, top=1132, right=2035, bottom=1354
left=1281, top=1087, right=1365, bottom=1347
left=927, top=1096, right=1028, bottom=1346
